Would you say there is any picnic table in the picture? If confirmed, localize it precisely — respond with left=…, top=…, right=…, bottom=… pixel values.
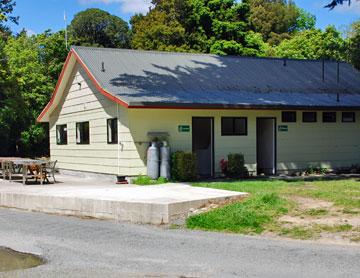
left=0, top=157, right=22, bottom=180
left=1, top=157, right=47, bottom=185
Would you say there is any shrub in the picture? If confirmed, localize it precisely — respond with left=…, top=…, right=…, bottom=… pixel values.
left=227, top=153, right=248, bottom=178
left=305, top=166, right=328, bottom=175
left=171, top=151, right=197, bottom=181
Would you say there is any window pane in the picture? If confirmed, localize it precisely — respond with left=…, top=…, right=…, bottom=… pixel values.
left=56, top=125, right=67, bottom=145
left=76, top=122, right=90, bottom=144
left=221, top=117, right=247, bottom=136
left=302, top=112, right=317, bottom=123
left=221, top=118, right=233, bottom=135
left=234, top=118, right=247, bottom=135
left=83, top=122, right=89, bottom=144
left=342, top=112, right=355, bottom=123
left=323, top=112, right=336, bottom=123
left=107, top=118, right=118, bottom=144
left=282, top=111, right=296, bottom=123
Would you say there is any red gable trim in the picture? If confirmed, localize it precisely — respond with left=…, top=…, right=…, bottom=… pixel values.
left=37, top=49, right=129, bottom=122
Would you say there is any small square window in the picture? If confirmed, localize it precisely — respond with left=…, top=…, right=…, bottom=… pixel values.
left=56, top=124, right=67, bottom=145
left=342, top=112, right=355, bottom=123
left=107, top=118, right=118, bottom=144
left=302, top=112, right=317, bottom=123
left=221, top=117, right=247, bottom=136
left=282, top=111, right=296, bottom=123
left=323, top=112, right=336, bottom=123
left=76, top=122, right=90, bottom=144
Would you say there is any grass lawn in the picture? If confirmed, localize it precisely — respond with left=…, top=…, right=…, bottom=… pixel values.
left=187, top=179, right=360, bottom=242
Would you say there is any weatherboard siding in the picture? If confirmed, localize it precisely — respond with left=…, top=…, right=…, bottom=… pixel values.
left=128, top=109, right=360, bottom=175
left=48, top=66, right=360, bottom=177
left=49, top=67, right=137, bottom=176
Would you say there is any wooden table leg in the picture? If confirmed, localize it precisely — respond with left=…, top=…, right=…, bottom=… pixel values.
left=22, top=165, right=26, bottom=185
left=2, top=162, right=5, bottom=180
left=9, top=163, right=12, bottom=182
left=40, top=164, right=43, bottom=185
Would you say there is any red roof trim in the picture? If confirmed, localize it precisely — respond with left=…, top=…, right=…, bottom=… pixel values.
left=37, top=49, right=129, bottom=122
left=72, top=50, right=129, bottom=108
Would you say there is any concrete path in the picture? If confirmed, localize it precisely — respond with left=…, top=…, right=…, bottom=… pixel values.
left=0, top=175, right=246, bottom=224
left=0, top=208, right=360, bottom=277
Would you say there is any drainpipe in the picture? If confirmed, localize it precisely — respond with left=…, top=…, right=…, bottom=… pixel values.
left=117, top=104, right=120, bottom=177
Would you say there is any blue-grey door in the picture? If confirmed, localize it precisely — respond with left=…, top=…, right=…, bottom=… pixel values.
left=257, top=118, right=276, bottom=175
left=192, top=117, right=214, bottom=177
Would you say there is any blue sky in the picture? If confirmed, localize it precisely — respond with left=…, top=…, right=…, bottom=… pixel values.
left=8, top=0, right=360, bottom=35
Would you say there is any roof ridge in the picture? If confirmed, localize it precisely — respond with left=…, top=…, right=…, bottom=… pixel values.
left=71, top=45, right=348, bottom=64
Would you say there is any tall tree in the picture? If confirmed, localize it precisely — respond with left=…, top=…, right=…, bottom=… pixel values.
left=69, top=8, right=130, bottom=48
left=0, top=0, right=18, bottom=39
left=325, top=0, right=355, bottom=9
left=131, top=0, right=268, bottom=56
left=3, top=30, right=68, bottom=156
left=348, top=20, right=360, bottom=69
left=249, top=0, right=316, bottom=45
left=273, top=26, right=347, bottom=61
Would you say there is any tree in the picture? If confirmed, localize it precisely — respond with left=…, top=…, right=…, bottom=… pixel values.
left=0, top=0, right=18, bottom=39
left=325, top=0, right=357, bottom=9
left=273, top=26, right=347, bottom=61
left=248, top=0, right=316, bottom=45
left=69, top=8, right=130, bottom=48
left=2, top=30, right=68, bottom=156
left=0, top=0, right=18, bottom=24
left=348, top=20, right=360, bottom=69
left=131, top=0, right=268, bottom=56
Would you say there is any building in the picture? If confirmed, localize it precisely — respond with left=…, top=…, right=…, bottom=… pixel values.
left=38, top=46, right=360, bottom=177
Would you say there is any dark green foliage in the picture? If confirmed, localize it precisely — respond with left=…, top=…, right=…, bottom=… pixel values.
left=171, top=151, right=197, bottom=181
left=0, top=0, right=18, bottom=24
left=69, top=8, right=130, bottom=48
left=0, top=30, right=68, bottom=156
left=227, top=153, right=248, bottom=178
left=274, top=26, right=347, bottom=61
left=348, top=20, right=360, bottom=70
left=248, top=0, right=316, bottom=45
left=131, top=0, right=268, bottom=56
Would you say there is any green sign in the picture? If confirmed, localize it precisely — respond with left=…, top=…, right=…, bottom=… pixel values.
left=278, top=125, right=288, bottom=132
left=178, top=125, right=190, bottom=133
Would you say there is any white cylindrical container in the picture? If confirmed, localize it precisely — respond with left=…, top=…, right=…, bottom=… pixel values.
left=160, top=141, right=171, bottom=180
left=147, top=142, right=159, bottom=179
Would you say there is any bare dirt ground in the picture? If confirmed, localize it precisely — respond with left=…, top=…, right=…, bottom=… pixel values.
left=277, top=196, right=360, bottom=245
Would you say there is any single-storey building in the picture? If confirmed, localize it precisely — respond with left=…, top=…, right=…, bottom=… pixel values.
left=38, top=46, right=360, bottom=178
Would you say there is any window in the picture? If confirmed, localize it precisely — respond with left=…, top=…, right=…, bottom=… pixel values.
left=221, top=117, right=247, bottom=136
left=323, top=112, right=336, bottom=123
left=76, top=122, right=90, bottom=144
left=56, top=124, right=67, bottom=145
left=302, top=112, right=317, bottom=123
left=342, top=112, right=355, bottom=123
left=282, top=111, right=296, bottom=123
left=107, top=118, right=118, bottom=144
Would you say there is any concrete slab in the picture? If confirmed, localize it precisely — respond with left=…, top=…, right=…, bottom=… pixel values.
left=0, top=175, right=247, bottom=224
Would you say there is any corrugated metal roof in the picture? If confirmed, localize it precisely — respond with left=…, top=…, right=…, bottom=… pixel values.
left=72, top=46, right=360, bottom=109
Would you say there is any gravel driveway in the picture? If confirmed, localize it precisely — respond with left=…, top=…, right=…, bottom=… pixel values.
left=0, top=208, right=359, bottom=277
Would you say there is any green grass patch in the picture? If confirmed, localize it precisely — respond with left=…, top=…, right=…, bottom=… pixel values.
left=303, top=208, right=329, bottom=216
left=280, top=226, right=317, bottom=240
left=350, top=236, right=360, bottom=242
left=133, top=175, right=168, bottom=185
left=342, top=208, right=360, bottom=215
left=186, top=193, right=289, bottom=234
left=190, top=178, right=360, bottom=236
left=320, top=224, right=353, bottom=233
